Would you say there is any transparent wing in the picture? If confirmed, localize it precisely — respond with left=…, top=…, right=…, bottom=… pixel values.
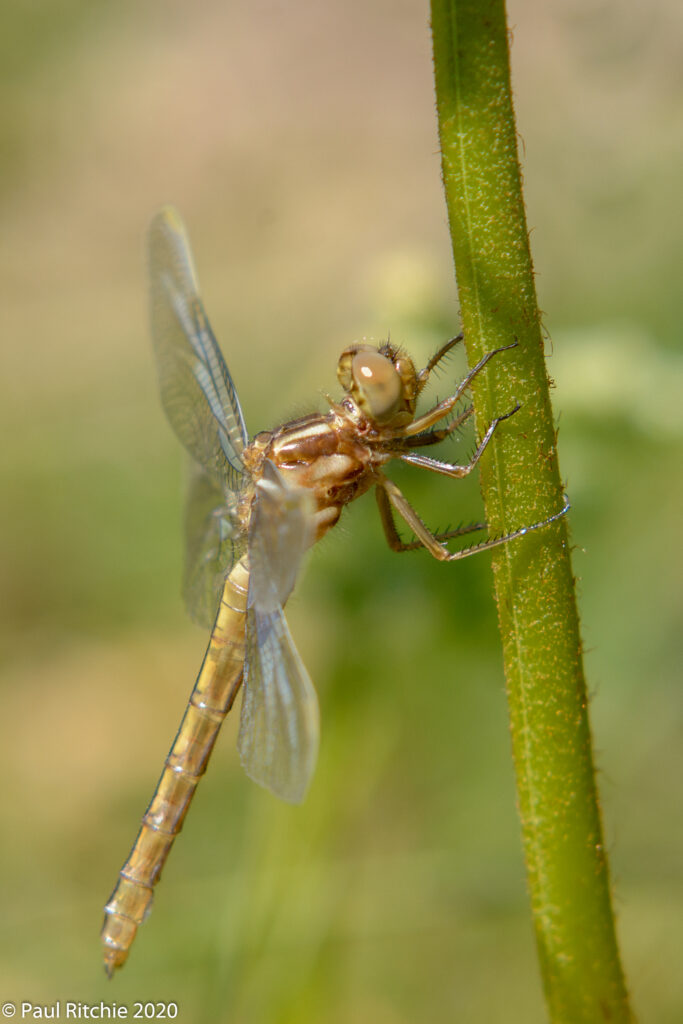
left=238, top=461, right=319, bottom=802
left=248, top=460, right=316, bottom=612
left=148, top=206, right=248, bottom=492
left=239, top=605, right=319, bottom=803
left=182, top=462, right=244, bottom=628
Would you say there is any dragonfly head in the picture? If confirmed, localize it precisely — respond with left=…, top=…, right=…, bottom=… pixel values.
left=337, top=342, right=418, bottom=428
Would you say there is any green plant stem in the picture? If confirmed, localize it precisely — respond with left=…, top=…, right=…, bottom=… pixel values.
left=430, top=2, right=633, bottom=1021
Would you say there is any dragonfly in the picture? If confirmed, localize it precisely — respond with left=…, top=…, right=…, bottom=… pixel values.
left=101, top=206, right=569, bottom=976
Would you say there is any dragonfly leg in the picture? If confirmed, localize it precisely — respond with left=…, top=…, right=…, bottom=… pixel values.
left=376, top=481, right=487, bottom=552
left=399, top=340, right=518, bottom=438
left=415, top=333, right=464, bottom=395
left=399, top=403, right=520, bottom=477
left=376, top=476, right=570, bottom=561
left=404, top=404, right=474, bottom=448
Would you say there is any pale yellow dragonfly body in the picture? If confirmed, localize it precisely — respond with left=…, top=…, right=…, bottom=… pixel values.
left=101, top=208, right=568, bottom=975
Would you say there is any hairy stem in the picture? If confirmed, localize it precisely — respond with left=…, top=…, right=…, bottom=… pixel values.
left=430, top=1, right=633, bottom=1020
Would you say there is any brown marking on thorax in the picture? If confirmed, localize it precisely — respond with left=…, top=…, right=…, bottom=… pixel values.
left=242, top=410, right=383, bottom=542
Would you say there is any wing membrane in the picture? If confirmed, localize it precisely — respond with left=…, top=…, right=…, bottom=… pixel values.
left=239, top=606, right=319, bottom=803
left=248, top=460, right=315, bottom=612
left=148, top=207, right=248, bottom=492
left=149, top=209, right=320, bottom=800
left=238, top=462, right=318, bottom=802
left=182, top=463, right=243, bottom=628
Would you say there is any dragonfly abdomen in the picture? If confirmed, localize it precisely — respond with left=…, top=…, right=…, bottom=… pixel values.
left=101, top=557, right=250, bottom=976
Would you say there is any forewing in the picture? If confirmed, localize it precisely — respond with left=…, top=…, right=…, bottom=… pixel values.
left=182, top=462, right=244, bottom=628
left=238, top=460, right=319, bottom=801
left=248, top=459, right=316, bottom=613
left=238, top=606, right=319, bottom=803
left=148, top=206, right=248, bottom=491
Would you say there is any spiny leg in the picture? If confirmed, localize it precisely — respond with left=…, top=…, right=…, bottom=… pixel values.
left=376, top=483, right=486, bottom=553
left=405, top=404, right=474, bottom=449
left=399, top=403, right=520, bottom=477
left=415, top=332, right=464, bottom=396
left=376, top=475, right=570, bottom=562
left=400, top=341, right=518, bottom=438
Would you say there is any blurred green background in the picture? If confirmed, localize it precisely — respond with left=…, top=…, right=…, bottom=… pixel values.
left=0, top=1, right=681, bottom=1021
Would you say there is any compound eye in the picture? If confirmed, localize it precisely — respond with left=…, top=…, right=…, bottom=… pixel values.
left=351, top=350, right=402, bottom=422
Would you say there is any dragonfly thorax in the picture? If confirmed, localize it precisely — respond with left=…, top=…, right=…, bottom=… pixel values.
left=336, top=342, right=418, bottom=428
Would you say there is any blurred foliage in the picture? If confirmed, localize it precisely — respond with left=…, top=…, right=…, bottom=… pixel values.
left=0, top=1, right=681, bottom=1022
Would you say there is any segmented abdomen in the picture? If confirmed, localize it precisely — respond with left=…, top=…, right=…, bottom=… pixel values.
left=101, top=556, right=250, bottom=976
